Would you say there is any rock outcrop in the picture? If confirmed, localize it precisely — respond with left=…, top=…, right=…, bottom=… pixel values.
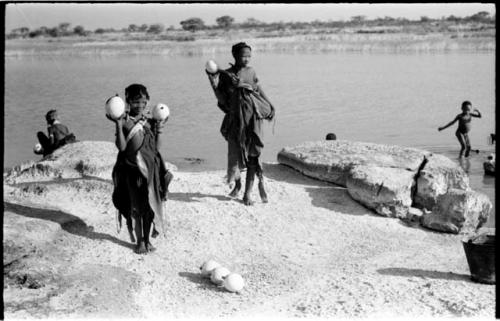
left=278, top=140, right=490, bottom=234
left=4, top=141, right=177, bottom=184
left=421, top=189, right=492, bottom=235
left=414, top=154, right=470, bottom=210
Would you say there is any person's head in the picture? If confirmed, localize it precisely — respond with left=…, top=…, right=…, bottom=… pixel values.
left=45, top=109, right=58, bottom=125
left=125, top=84, right=150, bottom=117
left=326, top=133, right=337, bottom=141
left=231, top=42, right=252, bottom=67
left=461, top=101, right=472, bottom=113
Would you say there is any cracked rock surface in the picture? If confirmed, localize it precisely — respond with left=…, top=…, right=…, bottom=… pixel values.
left=278, top=140, right=490, bottom=233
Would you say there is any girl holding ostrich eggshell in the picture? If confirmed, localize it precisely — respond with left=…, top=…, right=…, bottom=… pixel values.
left=206, top=42, right=276, bottom=206
left=107, top=84, right=173, bottom=254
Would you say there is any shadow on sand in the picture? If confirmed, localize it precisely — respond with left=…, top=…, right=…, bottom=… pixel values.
left=178, top=272, right=227, bottom=292
left=263, top=163, right=377, bottom=217
left=4, top=201, right=134, bottom=250
left=377, top=267, right=470, bottom=282
left=168, top=192, right=234, bottom=203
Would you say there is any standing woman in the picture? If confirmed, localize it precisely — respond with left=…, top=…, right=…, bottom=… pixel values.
left=207, top=42, right=275, bottom=205
left=109, top=84, right=172, bottom=254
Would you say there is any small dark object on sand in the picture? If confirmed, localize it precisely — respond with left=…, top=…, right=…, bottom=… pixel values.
left=326, top=133, right=337, bottom=141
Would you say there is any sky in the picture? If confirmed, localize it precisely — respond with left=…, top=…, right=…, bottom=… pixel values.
left=5, top=3, right=496, bottom=32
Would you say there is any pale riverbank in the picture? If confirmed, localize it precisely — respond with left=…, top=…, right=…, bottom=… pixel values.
left=5, top=29, right=495, bottom=58
left=3, top=141, right=495, bottom=318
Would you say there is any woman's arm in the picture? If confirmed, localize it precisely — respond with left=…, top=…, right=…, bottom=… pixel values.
left=153, top=118, right=167, bottom=150
left=471, top=108, right=482, bottom=118
left=207, top=72, right=230, bottom=113
left=107, top=114, right=126, bottom=151
left=438, top=116, right=458, bottom=131
left=47, top=126, right=55, bottom=146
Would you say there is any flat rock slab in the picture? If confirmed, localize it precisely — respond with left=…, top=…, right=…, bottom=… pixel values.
left=346, top=165, right=415, bottom=218
left=4, top=141, right=177, bottom=184
left=277, top=140, right=428, bottom=186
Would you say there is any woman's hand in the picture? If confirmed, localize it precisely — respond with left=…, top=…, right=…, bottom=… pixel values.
left=106, top=114, right=125, bottom=128
left=155, top=117, right=168, bottom=135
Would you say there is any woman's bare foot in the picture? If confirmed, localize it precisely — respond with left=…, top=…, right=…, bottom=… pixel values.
left=229, top=179, right=242, bottom=198
left=147, top=242, right=156, bottom=252
left=135, top=241, right=148, bottom=254
left=243, top=194, right=254, bottom=206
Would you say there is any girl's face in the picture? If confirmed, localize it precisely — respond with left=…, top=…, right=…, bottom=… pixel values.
left=128, top=96, right=148, bottom=117
left=462, top=104, right=471, bottom=114
left=235, top=48, right=251, bottom=67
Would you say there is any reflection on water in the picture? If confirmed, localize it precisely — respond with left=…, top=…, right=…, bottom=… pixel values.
left=458, top=158, right=471, bottom=174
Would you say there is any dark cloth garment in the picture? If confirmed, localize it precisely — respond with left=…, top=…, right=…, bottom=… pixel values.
left=37, top=123, right=76, bottom=156
left=214, top=65, right=271, bottom=183
left=111, top=117, right=170, bottom=235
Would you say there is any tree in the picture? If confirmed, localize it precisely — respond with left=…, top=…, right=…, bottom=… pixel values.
left=180, top=17, right=205, bottom=32
left=350, top=15, right=366, bottom=24
left=11, top=27, right=30, bottom=37
left=73, top=25, right=86, bottom=36
left=216, top=15, right=234, bottom=29
left=420, top=16, right=430, bottom=23
left=139, top=24, right=148, bottom=32
left=58, top=22, right=71, bottom=33
left=128, top=24, right=138, bottom=32
left=48, top=27, right=61, bottom=37
left=446, top=15, right=460, bottom=22
left=147, top=23, right=165, bottom=34
left=469, top=11, right=491, bottom=22
left=241, top=17, right=262, bottom=28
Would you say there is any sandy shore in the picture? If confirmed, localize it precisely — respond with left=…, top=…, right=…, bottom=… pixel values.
left=3, top=163, right=495, bottom=318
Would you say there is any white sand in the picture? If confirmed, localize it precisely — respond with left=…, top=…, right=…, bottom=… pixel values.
left=3, top=163, right=495, bottom=319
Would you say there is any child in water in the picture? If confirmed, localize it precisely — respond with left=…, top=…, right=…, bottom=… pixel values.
left=108, top=84, right=172, bottom=254
left=207, top=42, right=275, bottom=205
left=35, top=109, right=76, bottom=156
left=438, top=101, right=481, bottom=158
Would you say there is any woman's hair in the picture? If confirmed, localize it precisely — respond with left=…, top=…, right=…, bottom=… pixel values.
left=231, top=42, right=251, bottom=58
left=45, top=109, right=58, bottom=124
left=461, top=101, right=472, bottom=110
left=125, top=84, right=150, bottom=103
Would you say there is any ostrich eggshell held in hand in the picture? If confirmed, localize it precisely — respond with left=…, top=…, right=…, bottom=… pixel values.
left=152, top=103, right=170, bottom=121
left=105, top=96, right=125, bottom=119
left=205, top=60, right=218, bottom=74
left=33, top=143, right=43, bottom=153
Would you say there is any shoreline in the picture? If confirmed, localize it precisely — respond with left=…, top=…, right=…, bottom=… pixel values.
left=5, top=31, right=495, bottom=57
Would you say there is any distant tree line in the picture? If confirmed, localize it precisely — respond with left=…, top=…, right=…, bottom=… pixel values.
left=6, top=11, right=495, bottom=39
